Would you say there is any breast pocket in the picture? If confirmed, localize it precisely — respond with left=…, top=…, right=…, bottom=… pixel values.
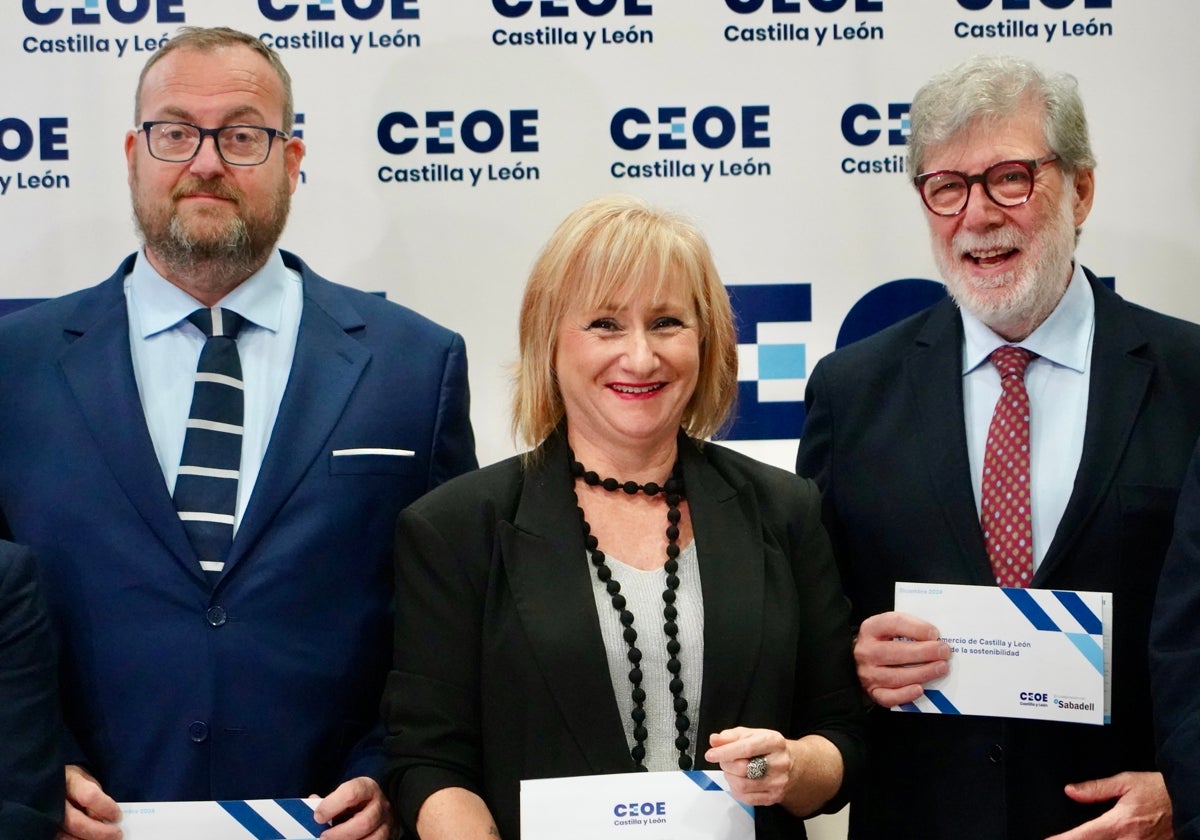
left=329, top=447, right=419, bottom=475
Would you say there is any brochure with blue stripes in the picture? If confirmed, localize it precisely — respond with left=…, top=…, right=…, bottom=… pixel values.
left=521, top=769, right=754, bottom=839
left=119, top=797, right=330, bottom=839
left=892, top=581, right=1109, bottom=725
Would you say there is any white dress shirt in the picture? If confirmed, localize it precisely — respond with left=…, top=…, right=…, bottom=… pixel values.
left=124, top=249, right=303, bottom=531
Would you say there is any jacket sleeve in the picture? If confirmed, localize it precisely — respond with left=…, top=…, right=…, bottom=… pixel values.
left=785, top=476, right=866, bottom=815
left=384, top=502, right=489, bottom=834
left=0, top=543, right=64, bottom=840
left=428, top=331, right=478, bottom=487
left=1150, top=438, right=1200, bottom=840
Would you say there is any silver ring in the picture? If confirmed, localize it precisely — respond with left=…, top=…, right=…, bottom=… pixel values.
left=746, top=755, right=768, bottom=780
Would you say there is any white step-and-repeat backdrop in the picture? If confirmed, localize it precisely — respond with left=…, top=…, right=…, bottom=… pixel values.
left=2, top=3, right=1195, bottom=831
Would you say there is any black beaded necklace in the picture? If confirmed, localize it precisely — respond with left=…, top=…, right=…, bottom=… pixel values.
left=570, top=453, right=693, bottom=771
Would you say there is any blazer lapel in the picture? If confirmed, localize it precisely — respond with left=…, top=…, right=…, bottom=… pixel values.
left=682, top=440, right=763, bottom=755
left=227, top=263, right=370, bottom=570
left=1036, top=277, right=1152, bottom=582
left=57, top=260, right=202, bottom=581
left=906, top=301, right=995, bottom=584
left=502, top=433, right=635, bottom=772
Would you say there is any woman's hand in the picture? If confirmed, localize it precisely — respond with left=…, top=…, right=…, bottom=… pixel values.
left=704, top=727, right=844, bottom=817
left=705, top=727, right=792, bottom=806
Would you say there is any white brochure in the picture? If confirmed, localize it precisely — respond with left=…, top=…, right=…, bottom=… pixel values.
left=892, top=581, right=1110, bottom=725
left=118, top=798, right=328, bottom=839
left=521, top=770, right=755, bottom=840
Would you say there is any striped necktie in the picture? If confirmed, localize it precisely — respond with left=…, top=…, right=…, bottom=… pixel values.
left=173, top=307, right=245, bottom=586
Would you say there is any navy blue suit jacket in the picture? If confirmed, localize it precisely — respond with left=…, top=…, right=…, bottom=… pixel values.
left=0, top=251, right=477, bottom=801
left=796, top=271, right=1200, bottom=839
left=0, top=541, right=62, bottom=840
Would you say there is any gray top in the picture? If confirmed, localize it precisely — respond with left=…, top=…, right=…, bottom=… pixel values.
left=590, top=541, right=704, bottom=771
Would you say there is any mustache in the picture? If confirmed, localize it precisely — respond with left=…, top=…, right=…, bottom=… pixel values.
left=952, top=230, right=1024, bottom=255
left=953, top=231, right=1023, bottom=254
left=171, top=178, right=241, bottom=203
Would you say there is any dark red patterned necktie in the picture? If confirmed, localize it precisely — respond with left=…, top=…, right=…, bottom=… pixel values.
left=980, top=345, right=1036, bottom=588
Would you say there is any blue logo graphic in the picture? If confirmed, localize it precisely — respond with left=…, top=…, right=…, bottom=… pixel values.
left=836, top=279, right=946, bottom=348
left=841, top=102, right=909, bottom=147
left=0, top=117, right=69, bottom=162
left=724, top=284, right=810, bottom=441
left=217, top=799, right=328, bottom=837
left=492, top=0, right=652, bottom=17
left=611, top=106, right=769, bottom=151
left=840, top=102, right=909, bottom=175
left=258, top=0, right=418, bottom=21
left=724, top=0, right=883, bottom=11
left=957, top=0, right=1109, bottom=9
left=22, top=0, right=185, bottom=25
left=377, top=109, right=539, bottom=155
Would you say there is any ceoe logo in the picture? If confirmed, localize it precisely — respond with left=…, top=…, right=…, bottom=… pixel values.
left=492, top=0, right=651, bottom=17
left=0, top=117, right=68, bottom=162
left=22, top=0, right=184, bottom=25
left=257, top=0, right=418, bottom=22
left=841, top=103, right=910, bottom=147
left=610, top=106, right=769, bottom=151
left=377, top=110, right=539, bottom=154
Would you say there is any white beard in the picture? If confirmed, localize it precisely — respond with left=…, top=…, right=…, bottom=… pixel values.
left=935, top=186, right=1078, bottom=339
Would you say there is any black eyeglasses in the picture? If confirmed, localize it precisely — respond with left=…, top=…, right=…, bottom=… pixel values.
left=913, top=154, right=1060, bottom=216
left=140, top=121, right=289, bottom=166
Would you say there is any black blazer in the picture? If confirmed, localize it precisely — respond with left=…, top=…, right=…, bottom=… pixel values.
left=796, top=270, right=1200, bottom=839
left=1150, top=438, right=1200, bottom=840
left=385, top=431, right=865, bottom=839
left=0, top=541, right=62, bottom=840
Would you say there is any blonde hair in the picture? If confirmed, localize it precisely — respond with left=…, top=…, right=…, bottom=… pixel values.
left=512, top=195, right=738, bottom=450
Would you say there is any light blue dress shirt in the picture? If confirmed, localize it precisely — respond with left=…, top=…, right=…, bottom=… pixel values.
left=124, top=249, right=303, bottom=531
left=961, top=262, right=1095, bottom=572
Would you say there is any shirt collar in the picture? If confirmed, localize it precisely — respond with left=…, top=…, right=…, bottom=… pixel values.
left=126, top=248, right=290, bottom=339
left=961, top=261, right=1094, bottom=375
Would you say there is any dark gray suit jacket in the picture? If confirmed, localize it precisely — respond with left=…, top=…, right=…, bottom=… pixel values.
left=385, top=431, right=865, bottom=839
left=797, top=271, right=1200, bottom=839
left=1150, top=437, right=1200, bottom=839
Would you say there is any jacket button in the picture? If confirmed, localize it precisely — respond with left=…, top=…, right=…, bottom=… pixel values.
left=188, top=721, right=209, bottom=743
left=206, top=606, right=227, bottom=627
left=987, top=744, right=1004, bottom=763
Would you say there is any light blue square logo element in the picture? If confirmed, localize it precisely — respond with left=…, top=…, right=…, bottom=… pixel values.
left=439, top=127, right=453, bottom=138
left=758, top=344, right=806, bottom=380
left=724, top=284, right=811, bottom=441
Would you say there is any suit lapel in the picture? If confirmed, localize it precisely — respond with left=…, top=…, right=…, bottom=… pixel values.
left=502, top=433, right=634, bottom=772
left=906, top=301, right=995, bottom=584
left=226, top=258, right=370, bottom=571
left=682, top=441, right=763, bottom=753
left=1036, top=278, right=1152, bottom=582
left=57, top=258, right=203, bottom=581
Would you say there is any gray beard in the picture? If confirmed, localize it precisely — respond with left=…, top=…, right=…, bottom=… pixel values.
left=149, top=212, right=257, bottom=279
left=133, top=191, right=290, bottom=294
